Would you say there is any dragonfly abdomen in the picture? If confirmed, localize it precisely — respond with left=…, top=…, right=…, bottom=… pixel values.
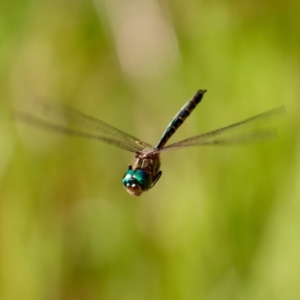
left=155, top=90, right=206, bottom=149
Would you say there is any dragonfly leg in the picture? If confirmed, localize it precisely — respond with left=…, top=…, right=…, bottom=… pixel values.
left=151, top=171, right=162, bottom=188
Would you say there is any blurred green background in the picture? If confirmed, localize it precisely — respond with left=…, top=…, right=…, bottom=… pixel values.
left=1, top=0, right=299, bottom=299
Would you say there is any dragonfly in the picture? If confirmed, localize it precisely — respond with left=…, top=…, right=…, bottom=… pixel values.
left=14, top=90, right=285, bottom=196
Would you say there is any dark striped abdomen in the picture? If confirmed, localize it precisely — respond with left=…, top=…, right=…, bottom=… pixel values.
left=155, top=90, right=206, bottom=149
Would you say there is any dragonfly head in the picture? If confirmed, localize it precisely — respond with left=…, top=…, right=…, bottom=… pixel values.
left=122, top=169, right=151, bottom=196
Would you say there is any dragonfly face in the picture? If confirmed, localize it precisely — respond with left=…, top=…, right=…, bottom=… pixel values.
left=14, top=90, right=285, bottom=196
left=122, top=154, right=162, bottom=196
left=122, top=169, right=151, bottom=196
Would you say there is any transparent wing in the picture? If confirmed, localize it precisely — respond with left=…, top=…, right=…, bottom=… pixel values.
left=14, top=100, right=154, bottom=153
left=155, top=106, right=286, bottom=152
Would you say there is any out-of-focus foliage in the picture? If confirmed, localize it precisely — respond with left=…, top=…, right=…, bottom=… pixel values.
left=0, top=0, right=299, bottom=299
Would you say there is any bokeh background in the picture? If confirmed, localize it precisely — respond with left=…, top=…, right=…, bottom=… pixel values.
left=1, top=0, right=299, bottom=299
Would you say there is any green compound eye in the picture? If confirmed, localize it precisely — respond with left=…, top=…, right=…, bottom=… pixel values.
left=123, top=170, right=150, bottom=190
left=132, top=170, right=151, bottom=190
